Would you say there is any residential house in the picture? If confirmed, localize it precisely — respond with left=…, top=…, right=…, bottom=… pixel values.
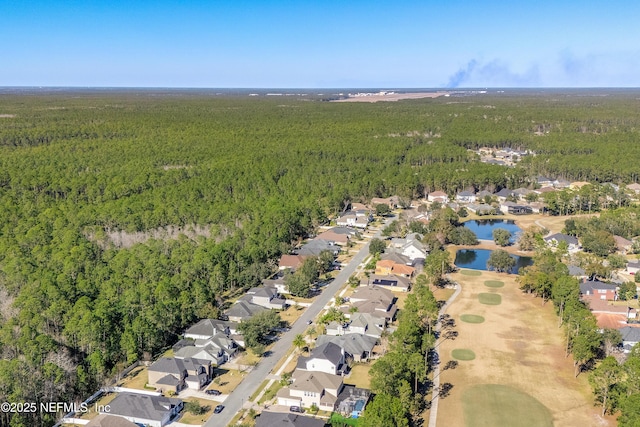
left=175, top=333, right=239, bottom=365
left=388, top=233, right=428, bottom=261
left=317, top=229, right=351, bottom=245
left=427, top=191, right=449, bottom=204
left=536, top=176, right=554, bottom=187
left=544, top=233, right=580, bottom=251
left=351, top=202, right=369, bottom=211
left=297, top=342, right=346, bottom=375
left=346, top=286, right=397, bottom=322
left=580, top=280, right=618, bottom=301
left=466, top=204, right=496, bottom=215
left=184, top=318, right=239, bottom=340
left=279, top=254, right=306, bottom=271
left=297, top=239, right=341, bottom=257
left=568, top=265, right=588, bottom=281
left=627, top=261, right=640, bottom=275
left=325, top=321, right=348, bottom=336
left=244, top=286, right=286, bottom=309
left=100, top=393, right=183, bottom=427
left=348, top=313, right=384, bottom=338
left=263, top=272, right=289, bottom=294
left=316, top=333, right=378, bottom=362
left=362, top=274, right=411, bottom=292
left=494, top=188, right=515, bottom=202
left=256, top=412, right=326, bottom=427
left=553, top=179, right=571, bottom=189
left=455, top=190, right=476, bottom=203
left=148, top=357, right=212, bottom=392
left=371, top=196, right=398, bottom=209
left=336, top=213, right=369, bottom=229
left=224, top=300, right=268, bottom=322
left=174, top=342, right=227, bottom=366
left=277, top=370, right=344, bottom=411
left=620, top=327, right=640, bottom=353
left=513, top=187, right=534, bottom=200
left=475, top=190, right=493, bottom=201
left=499, top=202, right=533, bottom=215
left=613, top=235, right=633, bottom=254
left=86, top=414, right=139, bottom=427
left=376, top=252, right=415, bottom=277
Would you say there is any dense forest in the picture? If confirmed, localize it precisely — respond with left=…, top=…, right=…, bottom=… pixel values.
left=0, top=90, right=640, bottom=426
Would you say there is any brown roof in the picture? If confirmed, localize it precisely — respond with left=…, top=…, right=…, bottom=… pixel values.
left=392, top=264, right=415, bottom=276
left=429, top=191, right=447, bottom=197
left=614, top=235, right=632, bottom=249
left=279, top=254, right=306, bottom=269
left=317, top=230, right=350, bottom=244
left=594, top=313, right=630, bottom=330
left=291, top=370, right=343, bottom=394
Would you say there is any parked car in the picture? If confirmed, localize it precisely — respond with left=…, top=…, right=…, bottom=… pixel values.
left=290, top=406, right=303, bottom=413
left=206, top=389, right=221, bottom=396
left=306, top=320, right=312, bottom=325
left=214, top=405, right=225, bottom=414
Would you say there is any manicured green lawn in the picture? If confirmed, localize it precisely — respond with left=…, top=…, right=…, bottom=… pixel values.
left=452, top=349, right=476, bottom=360
left=330, top=413, right=361, bottom=426
left=460, top=314, right=485, bottom=324
left=484, top=280, right=504, bottom=288
left=462, top=384, right=553, bottom=427
left=478, top=293, right=502, bottom=305
left=460, top=269, right=482, bottom=276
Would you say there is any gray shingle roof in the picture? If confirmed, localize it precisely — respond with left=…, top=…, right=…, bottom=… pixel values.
left=256, top=412, right=326, bottom=427
left=580, top=280, right=617, bottom=295
left=309, top=341, right=343, bottom=365
left=544, top=233, right=578, bottom=245
left=316, top=334, right=377, bottom=357
left=225, top=300, right=268, bottom=319
left=105, top=393, right=182, bottom=423
left=620, top=326, right=640, bottom=343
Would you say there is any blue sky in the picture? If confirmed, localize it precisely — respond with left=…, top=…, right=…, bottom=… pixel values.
left=1, top=0, right=639, bottom=88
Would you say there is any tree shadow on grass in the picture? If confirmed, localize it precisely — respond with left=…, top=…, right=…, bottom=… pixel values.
left=442, top=360, right=458, bottom=371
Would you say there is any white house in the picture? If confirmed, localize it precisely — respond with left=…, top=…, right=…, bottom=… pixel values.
left=277, top=370, right=344, bottom=410
left=296, top=342, right=346, bottom=375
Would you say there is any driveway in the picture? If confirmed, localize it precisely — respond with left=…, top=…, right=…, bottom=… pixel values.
left=205, top=217, right=392, bottom=427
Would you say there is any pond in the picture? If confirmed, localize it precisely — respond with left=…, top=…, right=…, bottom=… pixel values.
left=454, top=249, right=533, bottom=274
left=463, top=219, right=522, bottom=241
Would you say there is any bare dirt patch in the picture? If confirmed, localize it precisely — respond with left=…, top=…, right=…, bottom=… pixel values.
left=86, top=224, right=214, bottom=249
left=437, top=270, right=612, bottom=427
left=332, top=92, right=449, bottom=103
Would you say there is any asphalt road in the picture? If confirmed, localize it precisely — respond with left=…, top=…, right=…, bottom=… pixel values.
left=204, top=218, right=391, bottom=427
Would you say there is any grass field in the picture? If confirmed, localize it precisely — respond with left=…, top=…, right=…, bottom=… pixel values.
left=484, top=280, right=505, bottom=288
left=460, top=314, right=485, bottom=324
left=437, top=270, right=614, bottom=427
left=462, top=384, right=553, bottom=427
left=452, top=349, right=476, bottom=361
left=460, top=269, right=482, bottom=276
left=478, top=293, right=502, bottom=305
left=344, top=364, right=371, bottom=389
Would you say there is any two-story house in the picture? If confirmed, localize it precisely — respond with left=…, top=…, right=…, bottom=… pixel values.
left=296, top=342, right=346, bottom=375
left=148, top=357, right=212, bottom=393
left=580, top=280, right=618, bottom=301
left=277, top=370, right=344, bottom=411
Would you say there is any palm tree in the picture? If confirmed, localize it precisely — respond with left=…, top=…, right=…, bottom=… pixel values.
left=293, top=334, right=305, bottom=354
